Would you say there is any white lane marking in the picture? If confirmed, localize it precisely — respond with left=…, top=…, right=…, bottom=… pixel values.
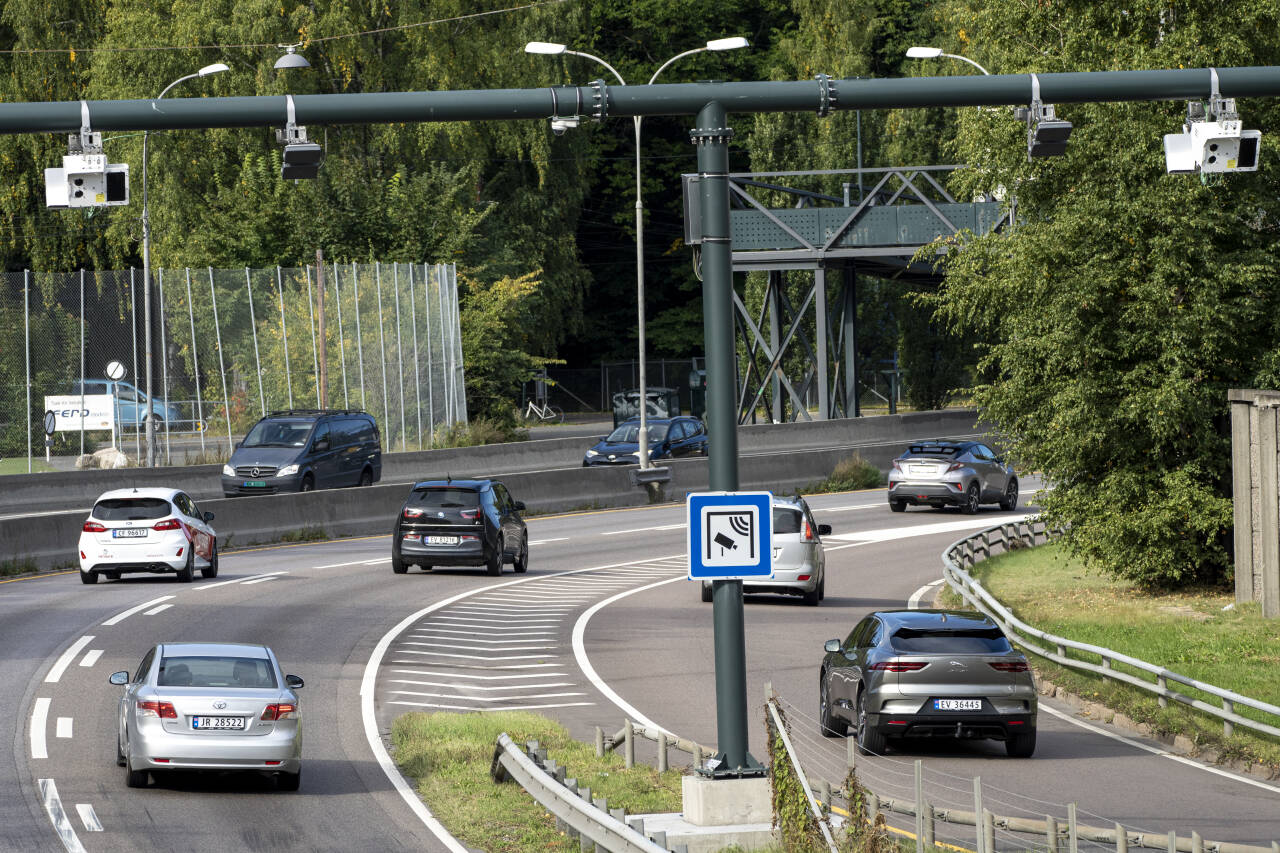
left=823, top=541, right=871, bottom=552
left=239, top=576, right=279, bottom=585
left=102, top=596, right=175, bottom=625
left=362, top=558, right=389, bottom=565
left=392, top=669, right=568, bottom=680
left=391, top=679, right=575, bottom=691
left=813, top=504, right=881, bottom=513
left=1038, top=703, right=1280, bottom=794
left=38, top=779, right=86, bottom=852
left=192, top=572, right=286, bottom=591
left=313, top=559, right=367, bottom=569
left=828, top=514, right=1030, bottom=544
left=572, top=576, right=686, bottom=736
left=388, top=699, right=594, bottom=711
left=30, top=698, right=50, bottom=759
left=410, top=629, right=557, bottom=638
left=394, top=650, right=559, bottom=661
left=391, top=659, right=560, bottom=669
left=401, top=641, right=557, bottom=652
left=75, top=804, right=103, bottom=832
left=144, top=603, right=173, bottom=616
left=908, top=579, right=945, bottom=610
left=79, top=650, right=103, bottom=668
left=56, top=718, right=73, bottom=739
left=600, top=523, right=685, bottom=536
left=429, top=618, right=563, bottom=628
left=391, top=689, right=586, bottom=702
left=530, top=537, right=569, bottom=545
left=45, top=636, right=95, bottom=683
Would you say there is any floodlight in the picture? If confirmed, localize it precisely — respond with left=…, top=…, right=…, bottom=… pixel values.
left=198, top=63, right=230, bottom=77
left=706, top=37, right=749, bottom=51
left=905, top=46, right=943, bottom=59
left=524, top=41, right=567, bottom=55
left=274, top=45, right=310, bottom=70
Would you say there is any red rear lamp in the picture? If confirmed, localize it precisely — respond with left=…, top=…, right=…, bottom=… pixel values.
left=262, top=703, right=298, bottom=721
left=153, top=519, right=181, bottom=531
left=891, top=459, right=902, bottom=471
left=989, top=661, right=1029, bottom=673
left=403, top=507, right=426, bottom=519
left=459, top=509, right=479, bottom=521
left=83, top=521, right=106, bottom=533
left=137, top=700, right=177, bottom=719
left=153, top=758, right=171, bottom=763
left=802, top=520, right=815, bottom=541
left=869, top=661, right=929, bottom=672
left=797, top=574, right=811, bottom=582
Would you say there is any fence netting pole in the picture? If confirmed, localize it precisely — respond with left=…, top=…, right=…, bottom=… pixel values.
left=392, top=263, right=406, bottom=451
left=277, top=266, right=293, bottom=410
left=184, top=268, right=206, bottom=456
left=375, top=262, right=390, bottom=443
left=245, top=267, right=266, bottom=416
left=408, top=262, right=423, bottom=448
left=333, top=262, right=349, bottom=408
left=209, top=268, right=233, bottom=454
left=353, top=261, right=366, bottom=411
left=23, top=270, right=31, bottom=472
left=305, top=266, right=319, bottom=406
left=158, top=268, right=172, bottom=464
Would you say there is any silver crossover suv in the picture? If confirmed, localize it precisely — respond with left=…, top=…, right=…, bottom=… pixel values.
left=700, top=496, right=831, bottom=606
left=887, top=440, right=1018, bottom=514
left=819, top=610, right=1037, bottom=757
left=111, top=642, right=305, bottom=789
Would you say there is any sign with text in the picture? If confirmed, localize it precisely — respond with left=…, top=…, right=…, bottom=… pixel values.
left=44, top=395, right=114, bottom=432
left=687, top=491, right=773, bottom=580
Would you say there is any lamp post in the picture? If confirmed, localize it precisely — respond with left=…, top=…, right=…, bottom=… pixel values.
left=905, top=45, right=991, bottom=76
left=141, top=63, right=228, bottom=466
left=525, top=37, right=748, bottom=468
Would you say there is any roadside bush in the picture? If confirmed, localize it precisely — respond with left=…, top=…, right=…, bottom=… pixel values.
left=431, top=418, right=527, bottom=448
left=805, top=453, right=884, bottom=494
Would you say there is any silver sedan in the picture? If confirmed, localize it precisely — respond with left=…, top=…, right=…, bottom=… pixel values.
left=111, top=642, right=304, bottom=790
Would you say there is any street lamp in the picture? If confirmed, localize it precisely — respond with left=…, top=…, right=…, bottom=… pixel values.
left=905, top=45, right=991, bottom=76
left=274, top=44, right=311, bottom=70
left=524, top=37, right=749, bottom=468
left=141, top=62, right=228, bottom=466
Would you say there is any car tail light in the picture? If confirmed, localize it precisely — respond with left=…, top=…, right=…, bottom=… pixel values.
left=946, top=462, right=964, bottom=473
left=797, top=574, right=811, bottom=582
left=403, top=507, right=426, bottom=519
left=83, top=521, right=106, bottom=533
left=137, top=700, right=177, bottom=719
left=153, top=519, right=181, bottom=531
left=802, top=520, right=815, bottom=541
left=989, top=661, right=1029, bottom=672
left=890, top=459, right=902, bottom=471
left=869, top=661, right=929, bottom=672
left=262, top=703, right=298, bottom=721
left=459, top=509, right=479, bottom=521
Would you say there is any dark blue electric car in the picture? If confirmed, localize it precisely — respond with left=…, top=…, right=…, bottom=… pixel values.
left=582, top=416, right=708, bottom=467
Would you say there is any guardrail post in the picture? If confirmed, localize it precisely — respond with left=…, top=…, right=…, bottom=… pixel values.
left=651, top=830, right=668, bottom=849
left=693, top=743, right=703, bottom=767
left=1158, top=676, right=1168, bottom=708
left=1068, top=803, right=1079, bottom=853
left=867, top=791, right=881, bottom=826
left=983, top=809, right=995, bottom=853
left=1192, top=831, right=1202, bottom=853
left=973, top=777, right=985, bottom=853
left=658, top=732, right=669, bottom=772
left=1116, top=823, right=1128, bottom=853
left=624, top=720, right=635, bottom=769
left=627, top=817, right=646, bottom=838
left=1047, top=815, right=1059, bottom=853
left=1167, top=830, right=1177, bottom=853
left=1103, top=656, right=1112, bottom=671
left=923, top=802, right=935, bottom=850
left=915, top=760, right=925, bottom=853
left=595, top=726, right=604, bottom=757
left=846, top=737, right=857, bottom=772
left=820, top=780, right=832, bottom=816
left=1223, top=699, right=1235, bottom=737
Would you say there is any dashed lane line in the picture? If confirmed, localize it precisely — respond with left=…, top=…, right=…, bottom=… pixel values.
left=144, top=603, right=173, bottom=615
left=38, top=779, right=85, bottom=853
left=55, top=718, right=72, bottom=739
left=30, top=698, right=50, bottom=759
left=102, top=596, right=174, bottom=625
left=78, top=649, right=102, bottom=668
left=44, top=636, right=94, bottom=683
left=75, top=804, right=102, bottom=833
left=192, top=572, right=286, bottom=591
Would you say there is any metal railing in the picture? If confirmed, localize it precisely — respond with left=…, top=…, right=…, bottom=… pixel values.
left=942, top=520, right=1280, bottom=740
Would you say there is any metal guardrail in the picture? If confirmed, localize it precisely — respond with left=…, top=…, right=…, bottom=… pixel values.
left=490, top=733, right=683, bottom=853
left=942, top=520, right=1280, bottom=740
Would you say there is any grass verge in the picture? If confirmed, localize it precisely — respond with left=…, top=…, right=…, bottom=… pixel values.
left=278, top=525, right=329, bottom=543
left=0, top=556, right=38, bottom=577
left=0, top=457, right=56, bottom=474
left=942, top=542, right=1280, bottom=771
left=392, top=711, right=683, bottom=853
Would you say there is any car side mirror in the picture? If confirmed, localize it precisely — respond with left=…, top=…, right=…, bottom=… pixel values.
left=514, top=501, right=526, bottom=512
left=285, top=674, right=304, bottom=689
left=818, top=524, right=832, bottom=536
left=203, top=511, right=215, bottom=522
left=109, top=671, right=129, bottom=686
left=823, top=639, right=841, bottom=653
left=315, top=439, right=330, bottom=451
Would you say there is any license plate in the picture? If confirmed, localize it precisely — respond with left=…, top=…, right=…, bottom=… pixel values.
left=242, top=480, right=266, bottom=488
left=909, top=465, right=935, bottom=475
left=934, top=699, right=982, bottom=711
left=112, top=528, right=147, bottom=538
left=192, top=716, right=246, bottom=730
left=427, top=535, right=459, bottom=545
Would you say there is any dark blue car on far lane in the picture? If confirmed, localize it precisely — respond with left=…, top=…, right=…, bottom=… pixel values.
left=582, top=416, right=708, bottom=467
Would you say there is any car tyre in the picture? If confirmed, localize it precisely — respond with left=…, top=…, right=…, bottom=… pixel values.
left=513, top=535, right=529, bottom=574
left=856, top=691, right=888, bottom=756
left=817, top=572, right=825, bottom=601
left=359, top=468, right=373, bottom=487
left=300, top=474, right=315, bottom=492
left=116, top=735, right=126, bottom=767
left=80, top=570, right=99, bottom=585
left=889, top=500, right=907, bottom=513
left=124, top=754, right=148, bottom=788
left=701, top=582, right=713, bottom=603
left=175, top=550, right=194, bottom=583
left=999, top=478, right=1019, bottom=511
left=960, top=483, right=981, bottom=515
left=1006, top=730, right=1036, bottom=758
left=201, top=541, right=219, bottom=579
left=392, top=548, right=408, bottom=574
left=486, top=538, right=503, bottom=576
left=802, top=583, right=820, bottom=607
left=277, top=769, right=302, bottom=791
left=819, top=677, right=846, bottom=738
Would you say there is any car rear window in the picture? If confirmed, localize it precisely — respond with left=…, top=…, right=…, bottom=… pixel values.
left=906, top=444, right=960, bottom=457
left=158, top=656, right=278, bottom=689
left=773, top=507, right=803, bottom=534
left=889, top=627, right=1012, bottom=654
left=409, top=487, right=480, bottom=508
left=92, top=498, right=171, bottom=520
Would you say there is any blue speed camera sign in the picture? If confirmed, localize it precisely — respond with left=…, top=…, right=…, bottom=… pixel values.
left=687, top=491, right=773, bottom=580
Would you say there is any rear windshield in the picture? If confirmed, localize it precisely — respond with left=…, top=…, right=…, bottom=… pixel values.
left=606, top=423, right=669, bottom=443
left=157, top=655, right=277, bottom=689
left=906, top=445, right=960, bottom=457
left=889, top=627, right=1012, bottom=654
left=773, top=507, right=803, bottom=535
left=93, top=497, right=170, bottom=521
left=243, top=419, right=314, bottom=448
left=409, top=487, right=480, bottom=508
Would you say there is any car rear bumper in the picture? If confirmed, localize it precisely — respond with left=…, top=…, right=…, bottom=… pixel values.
left=887, top=482, right=964, bottom=506
left=869, top=711, right=1035, bottom=740
left=708, top=565, right=820, bottom=595
left=398, top=536, right=487, bottom=566
left=130, top=728, right=301, bottom=772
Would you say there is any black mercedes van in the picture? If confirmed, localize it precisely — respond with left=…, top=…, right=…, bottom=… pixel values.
left=221, top=410, right=382, bottom=496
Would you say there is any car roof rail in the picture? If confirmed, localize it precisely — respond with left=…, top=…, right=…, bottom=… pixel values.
left=264, top=408, right=369, bottom=418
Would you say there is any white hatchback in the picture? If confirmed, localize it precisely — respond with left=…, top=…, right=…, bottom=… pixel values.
left=79, top=488, right=218, bottom=584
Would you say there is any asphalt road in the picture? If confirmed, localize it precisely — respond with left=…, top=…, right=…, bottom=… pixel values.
left=5, top=482, right=1278, bottom=852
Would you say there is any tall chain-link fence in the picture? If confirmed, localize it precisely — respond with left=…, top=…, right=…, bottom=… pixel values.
left=2, top=262, right=465, bottom=470
left=540, top=359, right=703, bottom=414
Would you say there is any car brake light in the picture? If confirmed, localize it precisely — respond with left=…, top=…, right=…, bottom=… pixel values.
left=459, top=509, right=479, bottom=520
left=153, top=519, right=181, bottom=531
left=802, top=520, right=815, bottom=541
left=946, top=462, right=964, bottom=473
left=137, top=700, right=178, bottom=719
left=83, top=521, right=106, bottom=533
left=262, top=703, right=298, bottom=721
left=869, top=661, right=929, bottom=672
left=403, top=507, right=426, bottom=519
left=890, top=459, right=902, bottom=471
left=989, top=661, right=1029, bottom=672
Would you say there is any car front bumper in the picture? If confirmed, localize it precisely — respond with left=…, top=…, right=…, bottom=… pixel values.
left=221, top=474, right=302, bottom=496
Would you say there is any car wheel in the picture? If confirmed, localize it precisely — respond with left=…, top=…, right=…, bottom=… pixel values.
left=889, top=500, right=907, bottom=513
left=201, top=541, right=219, bottom=579
left=300, top=475, right=315, bottom=492
left=999, top=477, right=1019, bottom=511
left=359, top=468, right=373, bottom=487
left=116, top=734, right=126, bottom=767
left=513, top=534, right=529, bottom=574
left=277, top=768, right=302, bottom=791
left=856, top=691, right=888, bottom=756
left=175, top=550, right=194, bottom=583
left=701, top=582, right=713, bottom=603
left=124, top=748, right=148, bottom=788
left=486, top=537, right=503, bottom=576
left=1006, top=729, right=1036, bottom=758
left=819, top=676, right=846, bottom=738
left=802, top=582, right=820, bottom=607
left=818, top=572, right=825, bottom=601
left=80, top=570, right=99, bottom=585
left=392, top=548, right=408, bottom=574
left=960, top=483, right=981, bottom=515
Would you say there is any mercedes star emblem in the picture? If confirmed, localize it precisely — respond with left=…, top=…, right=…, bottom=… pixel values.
left=251, top=467, right=260, bottom=477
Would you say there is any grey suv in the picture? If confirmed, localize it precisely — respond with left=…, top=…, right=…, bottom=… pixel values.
left=819, top=610, right=1037, bottom=757
left=887, top=440, right=1017, bottom=514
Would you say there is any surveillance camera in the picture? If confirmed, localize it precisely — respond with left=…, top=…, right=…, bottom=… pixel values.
left=550, top=116, right=580, bottom=136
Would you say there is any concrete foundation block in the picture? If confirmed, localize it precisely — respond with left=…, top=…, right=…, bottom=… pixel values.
left=681, top=775, right=773, bottom=827
left=637, top=812, right=777, bottom=853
